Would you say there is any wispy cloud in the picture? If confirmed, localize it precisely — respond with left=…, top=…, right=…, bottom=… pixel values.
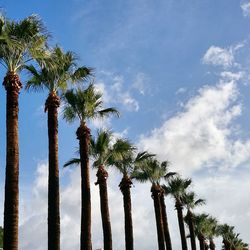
left=95, top=71, right=140, bottom=112
left=241, top=1, right=250, bottom=17
left=202, top=43, right=245, bottom=68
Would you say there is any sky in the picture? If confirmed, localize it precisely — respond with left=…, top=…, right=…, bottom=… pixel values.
left=0, top=0, right=250, bottom=249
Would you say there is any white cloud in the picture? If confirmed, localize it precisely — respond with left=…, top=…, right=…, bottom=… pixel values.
left=132, top=72, right=150, bottom=95
left=202, top=46, right=234, bottom=68
left=241, top=1, right=250, bottom=17
left=139, top=76, right=250, bottom=175
left=202, top=43, right=245, bottom=68
left=96, top=73, right=140, bottom=112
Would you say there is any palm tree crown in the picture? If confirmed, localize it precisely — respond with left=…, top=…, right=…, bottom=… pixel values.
left=63, top=83, right=119, bottom=125
left=0, top=15, right=47, bottom=74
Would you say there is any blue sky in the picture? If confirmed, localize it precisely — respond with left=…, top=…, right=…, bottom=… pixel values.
left=1, top=0, right=250, bottom=249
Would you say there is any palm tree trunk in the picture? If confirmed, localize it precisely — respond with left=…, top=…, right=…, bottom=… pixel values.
left=45, top=92, right=61, bottom=250
left=175, top=201, right=188, bottom=250
left=77, top=124, right=92, bottom=250
left=223, top=239, right=231, bottom=250
left=209, top=238, right=215, bottom=250
left=187, top=210, right=197, bottom=250
left=151, top=184, right=165, bottom=250
left=95, top=165, right=112, bottom=250
left=198, top=235, right=205, bottom=250
left=205, top=243, right=209, bottom=250
left=3, top=72, right=22, bottom=250
left=119, top=175, right=134, bottom=250
left=159, top=189, right=172, bottom=250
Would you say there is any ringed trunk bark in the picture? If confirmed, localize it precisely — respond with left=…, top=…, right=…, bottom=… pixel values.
left=77, top=124, right=92, bottom=250
left=46, top=92, right=60, bottom=250
left=3, top=72, right=22, bottom=250
left=151, top=183, right=165, bottom=250
left=95, top=165, right=112, bottom=250
left=159, top=188, right=172, bottom=250
left=223, top=239, right=231, bottom=250
left=209, top=238, right=215, bottom=250
left=175, top=201, right=188, bottom=250
left=198, top=234, right=205, bottom=250
left=187, top=210, right=197, bottom=250
left=119, top=175, right=134, bottom=250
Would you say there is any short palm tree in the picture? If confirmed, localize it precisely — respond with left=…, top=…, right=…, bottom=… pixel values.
left=163, top=177, right=192, bottom=250
left=0, top=15, right=47, bottom=250
left=183, top=192, right=205, bottom=250
left=132, top=157, right=171, bottom=250
left=26, top=46, right=91, bottom=250
left=63, top=84, right=119, bottom=250
left=113, top=149, right=152, bottom=250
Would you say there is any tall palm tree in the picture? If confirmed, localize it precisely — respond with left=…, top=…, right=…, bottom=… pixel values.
left=205, top=216, right=218, bottom=250
left=217, top=224, right=235, bottom=250
left=0, top=15, right=47, bottom=250
left=160, top=172, right=176, bottom=250
left=193, top=213, right=209, bottom=250
left=163, top=177, right=191, bottom=250
left=113, top=149, right=152, bottom=250
left=183, top=192, right=205, bottom=250
left=26, top=46, right=91, bottom=250
left=90, top=130, right=132, bottom=250
left=63, top=84, right=119, bottom=250
left=132, top=157, right=170, bottom=250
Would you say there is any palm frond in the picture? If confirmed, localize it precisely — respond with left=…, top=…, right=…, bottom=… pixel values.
left=63, top=158, right=81, bottom=168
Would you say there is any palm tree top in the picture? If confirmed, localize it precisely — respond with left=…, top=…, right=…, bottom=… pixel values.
left=63, top=83, right=119, bottom=125
left=131, top=157, right=171, bottom=184
left=182, top=191, right=205, bottom=211
left=162, top=176, right=192, bottom=201
left=25, top=45, right=92, bottom=94
left=0, top=14, right=48, bottom=74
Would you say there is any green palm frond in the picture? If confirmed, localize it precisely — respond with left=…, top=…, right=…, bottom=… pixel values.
left=25, top=45, right=92, bottom=93
left=63, top=83, right=119, bottom=124
left=63, top=158, right=81, bottom=168
left=162, top=176, right=192, bottom=202
left=0, top=15, right=48, bottom=73
left=132, top=156, right=172, bottom=184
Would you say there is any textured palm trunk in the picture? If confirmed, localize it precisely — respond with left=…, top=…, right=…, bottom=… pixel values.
left=186, top=210, right=197, bottom=250
left=3, top=72, right=22, bottom=250
left=151, top=183, right=165, bottom=250
left=198, top=234, right=205, bottom=250
left=77, top=124, right=92, bottom=250
left=46, top=92, right=61, bottom=250
left=95, top=165, right=112, bottom=250
left=209, top=238, right=215, bottom=250
left=119, top=174, right=134, bottom=250
left=204, top=242, right=209, bottom=250
left=223, top=239, right=231, bottom=250
left=175, top=200, right=188, bottom=250
left=159, top=188, right=172, bottom=250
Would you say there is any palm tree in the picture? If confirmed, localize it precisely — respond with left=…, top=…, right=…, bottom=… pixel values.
left=113, top=149, right=152, bottom=250
left=90, top=130, right=132, bottom=250
left=0, top=15, right=47, bottom=250
left=183, top=192, right=205, bottom=250
left=217, top=224, right=235, bottom=250
left=63, top=84, right=119, bottom=250
left=163, top=177, right=191, bottom=250
left=205, top=216, right=218, bottom=250
left=132, top=157, right=171, bottom=250
left=26, top=46, right=91, bottom=250
left=193, top=213, right=209, bottom=250
left=160, top=172, right=176, bottom=250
